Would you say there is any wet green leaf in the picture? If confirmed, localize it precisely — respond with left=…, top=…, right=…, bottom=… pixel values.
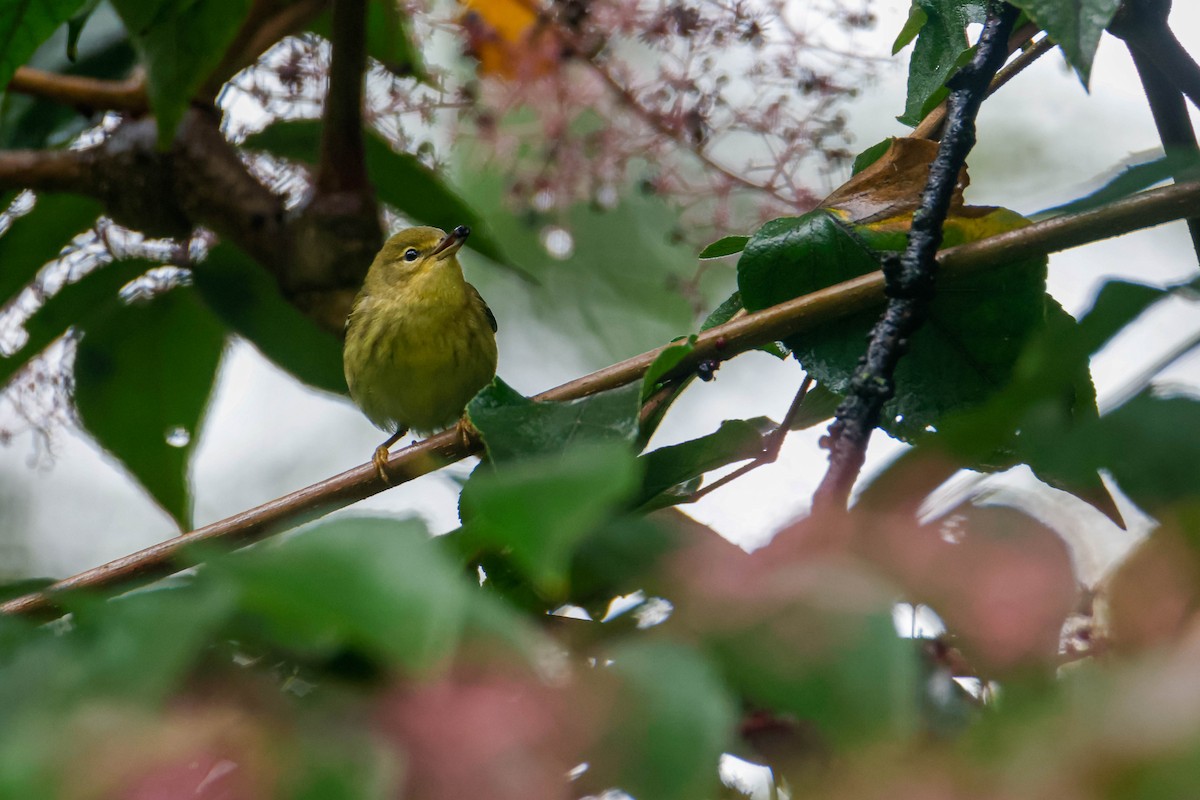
left=73, top=284, right=225, bottom=528
left=0, top=0, right=89, bottom=94
left=698, top=235, right=748, bottom=259
left=636, top=417, right=773, bottom=508
left=897, top=0, right=986, bottom=126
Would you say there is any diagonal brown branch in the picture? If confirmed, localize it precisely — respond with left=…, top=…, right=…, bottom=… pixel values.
left=4, top=178, right=1199, bottom=619
left=6, top=67, right=147, bottom=113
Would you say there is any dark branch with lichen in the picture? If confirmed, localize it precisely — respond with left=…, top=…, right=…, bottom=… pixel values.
left=814, top=2, right=1021, bottom=511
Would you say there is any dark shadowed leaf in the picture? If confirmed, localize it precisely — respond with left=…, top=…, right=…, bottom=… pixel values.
left=1, top=258, right=153, bottom=388
left=0, top=193, right=103, bottom=306
left=193, top=242, right=347, bottom=396
left=1009, top=0, right=1121, bottom=85
left=0, top=0, right=89, bottom=93
left=0, top=2, right=136, bottom=149
left=109, top=0, right=250, bottom=145
left=74, top=284, right=226, bottom=528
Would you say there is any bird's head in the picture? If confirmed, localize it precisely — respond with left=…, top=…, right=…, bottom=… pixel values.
left=368, top=225, right=471, bottom=285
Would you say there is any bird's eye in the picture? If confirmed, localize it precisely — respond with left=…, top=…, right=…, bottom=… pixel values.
left=404, top=248, right=420, bottom=262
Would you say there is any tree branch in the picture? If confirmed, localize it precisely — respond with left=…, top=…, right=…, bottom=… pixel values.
left=316, top=0, right=371, bottom=197
left=201, top=0, right=330, bottom=101
left=6, top=67, right=147, bottom=113
left=1109, top=0, right=1200, bottom=261
left=4, top=176, right=1199, bottom=619
left=814, top=4, right=1020, bottom=512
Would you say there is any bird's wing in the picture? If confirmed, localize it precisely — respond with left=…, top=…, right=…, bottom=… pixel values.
left=470, top=284, right=498, bottom=333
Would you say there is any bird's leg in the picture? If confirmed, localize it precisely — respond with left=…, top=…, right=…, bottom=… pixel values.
left=453, top=416, right=482, bottom=452
left=373, top=428, right=408, bottom=484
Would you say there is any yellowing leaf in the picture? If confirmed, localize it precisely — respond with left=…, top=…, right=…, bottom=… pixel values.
left=459, top=0, right=562, bottom=79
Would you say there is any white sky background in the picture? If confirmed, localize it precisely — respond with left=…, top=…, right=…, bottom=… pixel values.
left=2, top=3, right=1200, bottom=582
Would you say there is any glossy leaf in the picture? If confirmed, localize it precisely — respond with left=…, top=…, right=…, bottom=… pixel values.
left=698, top=235, right=748, bottom=259
left=459, top=442, right=641, bottom=595
left=74, top=284, right=226, bottom=528
left=597, top=641, right=735, bottom=800
left=1009, top=0, right=1122, bottom=85
left=243, top=120, right=513, bottom=269
left=641, top=336, right=695, bottom=401
left=738, top=204, right=1047, bottom=440
left=1, top=258, right=152, bottom=388
left=211, top=516, right=472, bottom=671
left=851, top=137, right=893, bottom=175
left=0, top=0, right=89, bottom=94
left=467, top=378, right=641, bottom=463
left=109, top=0, right=251, bottom=145
left=897, top=0, right=986, bottom=126
left=193, top=242, right=347, bottom=396
left=0, top=193, right=103, bottom=306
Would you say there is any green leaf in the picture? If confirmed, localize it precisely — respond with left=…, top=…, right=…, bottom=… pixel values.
left=193, top=242, right=347, bottom=396
left=1034, top=393, right=1200, bottom=514
left=1033, top=149, right=1200, bottom=220
left=1, top=2, right=136, bottom=149
left=0, top=193, right=103, bottom=307
left=1008, top=0, right=1122, bottom=85
left=739, top=209, right=1048, bottom=440
left=74, top=284, right=226, bottom=528
left=459, top=442, right=641, bottom=596
left=892, top=2, right=928, bottom=52
left=709, top=591, right=918, bottom=744
left=788, top=380, right=843, bottom=430
left=636, top=417, right=773, bottom=507
left=65, top=0, right=102, bottom=61
left=467, top=378, right=641, bottom=463
left=598, top=641, right=735, bottom=800
left=898, top=0, right=986, bottom=127
left=243, top=120, right=514, bottom=270
left=700, top=290, right=743, bottom=331
left=1, top=258, right=152, bottom=389
left=698, top=235, right=748, bottom=259
left=68, top=581, right=234, bottom=703
left=210, top=516, right=471, bottom=671
left=109, top=0, right=251, bottom=146
left=852, top=138, right=894, bottom=175
left=0, top=0, right=89, bottom=94
left=641, top=336, right=695, bottom=402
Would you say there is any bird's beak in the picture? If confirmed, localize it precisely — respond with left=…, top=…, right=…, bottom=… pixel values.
left=432, top=225, right=470, bottom=260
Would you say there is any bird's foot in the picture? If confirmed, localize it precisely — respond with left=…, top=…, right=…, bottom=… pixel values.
left=454, top=417, right=482, bottom=451
left=373, top=444, right=392, bottom=484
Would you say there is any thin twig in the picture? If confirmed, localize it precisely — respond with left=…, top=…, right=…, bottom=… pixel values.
left=682, top=374, right=813, bottom=504
left=815, top=4, right=1020, bottom=513
left=3, top=177, right=1200, bottom=618
left=912, top=30, right=1053, bottom=141
left=6, top=67, right=147, bottom=113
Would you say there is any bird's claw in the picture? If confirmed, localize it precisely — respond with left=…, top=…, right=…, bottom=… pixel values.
left=373, top=445, right=391, bottom=484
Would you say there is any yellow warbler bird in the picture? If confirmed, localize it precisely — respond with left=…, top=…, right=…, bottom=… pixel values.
left=344, top=225, right=498, bottom=480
